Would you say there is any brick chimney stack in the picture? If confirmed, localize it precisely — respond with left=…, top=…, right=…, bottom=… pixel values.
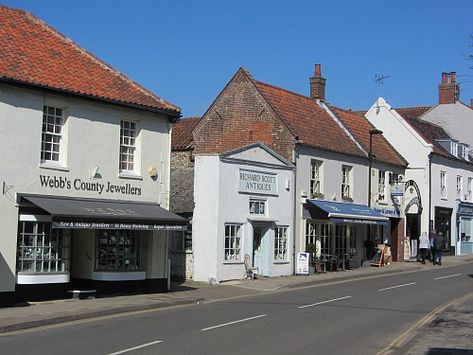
left=310, top=64, right=326, bottom=100
left=438, top=72, right=460, bottom=104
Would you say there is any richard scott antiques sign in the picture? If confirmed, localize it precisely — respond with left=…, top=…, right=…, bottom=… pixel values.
left=239, top=169, right=278, bottom=195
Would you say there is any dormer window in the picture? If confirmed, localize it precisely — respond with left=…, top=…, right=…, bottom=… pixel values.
left=459, top=144, right=470, bottom=161
left=451, top=141, right=458, bottom=156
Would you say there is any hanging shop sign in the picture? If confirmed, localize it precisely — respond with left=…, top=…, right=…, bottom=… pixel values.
left=239, top=169, right=278, bottom=195
left=39, top=174, right=141, bottom=196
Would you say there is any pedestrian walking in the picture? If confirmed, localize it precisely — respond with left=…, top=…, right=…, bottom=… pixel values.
left=418, top=232, right=430, bottom=264
left=430, top=230, right=437, bottom=264
left=435, top=232, right=445, bottom=266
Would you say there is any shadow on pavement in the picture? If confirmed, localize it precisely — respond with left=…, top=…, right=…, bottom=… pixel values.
left=427, top=348, right=473, bottom=354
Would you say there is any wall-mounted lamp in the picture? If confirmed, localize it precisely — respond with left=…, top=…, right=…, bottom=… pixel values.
left=148, top=166, right=158, bottom=179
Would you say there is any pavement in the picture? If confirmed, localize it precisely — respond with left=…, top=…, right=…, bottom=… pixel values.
left=1, top=256, right=472, bottom=354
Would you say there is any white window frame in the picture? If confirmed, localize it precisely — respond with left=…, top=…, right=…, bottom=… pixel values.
left=249, top=199, right=266, bottom=215
left=17, top=217, right=70, bottom=273
left=451, top=142, right=458, bottom=156
left=310, top=160, right=323, bottom=198
left=274, top=226, right=288, bottom=262
left=41, top=105, right=65, bottom=164
left=119, top=120, right=137, bottom=173
left=468, top=178, right=473, bottom=202
left=377, top=170, right=387, bottom=203
left=341, top=165, right=352, bottom=200
left=224, top=223, right=241, bottom=262
left=440, top=171, right=447, bottom=199
left=457, top=175, right=463, bottom=200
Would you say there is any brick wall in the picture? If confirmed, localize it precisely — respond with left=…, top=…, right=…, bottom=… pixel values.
left=193, top=70, right=295, bottom=161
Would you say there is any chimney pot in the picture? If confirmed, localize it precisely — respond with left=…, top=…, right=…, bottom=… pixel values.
left=470, top=98, right=473, bottom=109
left=439, top=71, right=459, bottom=104
left=310, top=64, right=326, bottom=100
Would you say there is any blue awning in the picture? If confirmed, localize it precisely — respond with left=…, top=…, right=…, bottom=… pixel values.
left=307, top=199, right=389, bottom=225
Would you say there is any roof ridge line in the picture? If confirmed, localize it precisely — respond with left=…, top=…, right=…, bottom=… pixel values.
left=23, top=9, right=179, bottom=112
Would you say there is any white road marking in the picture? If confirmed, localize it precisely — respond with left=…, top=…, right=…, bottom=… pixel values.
left=434, top=273, right=462, bottom=280
left=201, top=314, right=267, bottom=332
left=107, top=340, right=163, bottom=355
left=378, top=282, right=416, bottom=292
left=298, top=295, right=352, bottom=309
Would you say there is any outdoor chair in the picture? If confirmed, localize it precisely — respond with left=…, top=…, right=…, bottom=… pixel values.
left=244, top=254, right=258, bottom=280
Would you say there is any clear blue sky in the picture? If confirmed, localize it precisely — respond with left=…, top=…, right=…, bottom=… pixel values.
left=4, top=0, right=473, bottom=116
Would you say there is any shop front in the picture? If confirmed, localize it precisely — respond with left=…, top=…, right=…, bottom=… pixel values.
left=303, top=199, right=389, bottom=268
left=434, top=206, right=453, bottom=255
left=15, top=194, right=187, bottom=301
left=457, top=202, right=473, bottom=255
left=192, top=143, right=295, bottom=283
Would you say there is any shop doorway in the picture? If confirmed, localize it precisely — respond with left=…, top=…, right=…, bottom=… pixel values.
left=435, top=207, right=453, bottom=254
left=252, top=226, right=270, bottom=276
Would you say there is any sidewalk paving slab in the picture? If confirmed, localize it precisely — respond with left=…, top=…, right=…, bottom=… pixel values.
left=0, top=255, right=472, bottom=334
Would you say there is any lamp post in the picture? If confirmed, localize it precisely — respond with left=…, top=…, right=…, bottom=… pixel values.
left=368, top=129, right=383, bottom=207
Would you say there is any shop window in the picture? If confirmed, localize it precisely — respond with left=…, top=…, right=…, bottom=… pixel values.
left=310, top=160, right=324, bottom=198
left=461, top=218, right=472, bottom=241
left=274, top=226, right=288, bottom=261
left=341, top=165, right=353, bottom=201
left=378, top=170, right=386, bottom=202
left=95, top=230, right=146, bottom=271
left=249, top=199, right=266, bottom=215
left=119, top=120, right=137, bottom=173
left=41, top=106, right=64, bottom=163
left=170, top=229, right=192, bottom=253
left=17, top=221, right=70, bottom=273
left=305, top=222, right=331, bottom=256
left=440, top=171, right=447, bottom=199
left=224, top=224, right=241, bottom=261
left=457, top=175, right=463, bottom=200
left=335, top=225, right=348, bottom=256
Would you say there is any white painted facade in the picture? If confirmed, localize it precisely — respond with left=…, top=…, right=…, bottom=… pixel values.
left=294, top=144, right=405, bottom=262
left=365, top=97, right=473, bottom=255
left=0, top=83, right=178, bottom=304
left=192, top=144, right=294, bottom=282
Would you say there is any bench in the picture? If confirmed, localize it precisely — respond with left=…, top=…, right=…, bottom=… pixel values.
left=67, top=289, right=96, bottom=300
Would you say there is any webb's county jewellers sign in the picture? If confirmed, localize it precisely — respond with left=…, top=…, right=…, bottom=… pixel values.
left=239, top=169, right=278, bottom=195
left=40, top=174, right=142, bottom=196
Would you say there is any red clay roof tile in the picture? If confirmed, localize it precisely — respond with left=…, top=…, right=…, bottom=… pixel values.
left=0, top=5, right=180, bottom=114
left=252, top=80, right=365, bottom=158
left=172, top=117, right=200, bottom=150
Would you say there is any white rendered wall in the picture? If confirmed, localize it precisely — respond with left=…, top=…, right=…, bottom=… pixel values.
left=193, top=153, right=294, bottom=282
left=0, top=84, right=173, bottom=292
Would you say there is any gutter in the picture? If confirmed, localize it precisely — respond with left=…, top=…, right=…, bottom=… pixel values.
left=0, top=78, right=181, bottom=122
left=429, top=152, right=432, bottom=231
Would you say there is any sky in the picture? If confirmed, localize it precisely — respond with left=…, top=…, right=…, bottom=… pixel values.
left=3, top=0, right=473, bottom=117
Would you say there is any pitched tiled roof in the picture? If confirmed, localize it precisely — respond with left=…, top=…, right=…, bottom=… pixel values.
left=395, top=106, right=431, bottom=119
left=252, top=80, right=365, bottom=158
left=172, top=117, right=200, bottom=150
left=331, top=107, right=406, bottom=167
left=0, top=5, right=180, bottom=114
left=401, top=116, right=453, bottom=158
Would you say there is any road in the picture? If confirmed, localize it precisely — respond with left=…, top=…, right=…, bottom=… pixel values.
left=1, top=264, right=471, bottom=355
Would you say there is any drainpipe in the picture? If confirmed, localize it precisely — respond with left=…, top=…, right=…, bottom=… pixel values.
left=292, top=142, right=299, bottom=275
left=428, top=153, right=432, bottom=233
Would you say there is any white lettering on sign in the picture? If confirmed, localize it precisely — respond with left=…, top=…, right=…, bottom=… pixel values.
left=239, top=169, right=278, bottom=195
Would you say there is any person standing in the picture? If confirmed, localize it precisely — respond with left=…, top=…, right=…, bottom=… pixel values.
left=435, top=232, right=445, bottom=266
left=418, top=232, right=430, bottom=264
left=430, top=230, right=437, bottom=264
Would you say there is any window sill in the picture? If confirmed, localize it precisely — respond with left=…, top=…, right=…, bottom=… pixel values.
left=39, top=162, right=69, bottom=172
left=377, top=201, right=388, bottom=206
left=273, top=261, right=289, bottom=264
left=441, top=198, right=448, bottom=201
left=118, top=172, right=143, bottom=180
left=222, top=261, right=243, bottom=265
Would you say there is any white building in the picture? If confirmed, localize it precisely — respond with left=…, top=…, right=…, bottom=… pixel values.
left=365, top=97, right=473, bottom=256
left=193, top=143, right=295, bottom=282
left=0, top=6, right=185, bottom=306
